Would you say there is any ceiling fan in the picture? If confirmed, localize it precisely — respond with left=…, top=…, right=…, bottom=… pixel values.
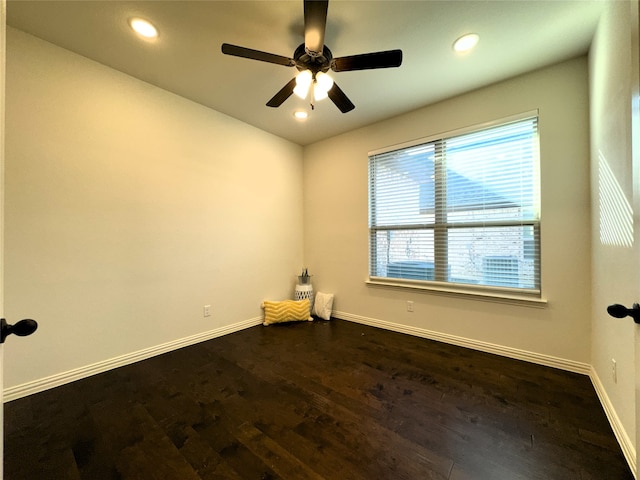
left=221, top=0, right=403, bottom=113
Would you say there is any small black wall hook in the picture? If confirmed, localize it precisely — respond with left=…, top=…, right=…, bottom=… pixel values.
left=0, top=318, right=38, bottom=343
left=607, top=303, right=640, bottom=324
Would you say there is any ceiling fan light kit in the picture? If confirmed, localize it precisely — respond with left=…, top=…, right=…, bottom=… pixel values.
left=294, top=70, right=334, bottom=107
left=316, top=71, right=334, bottom=91
left=293, top=69, right=313, bottom=99
left=221, top=0, right=403, bottom=114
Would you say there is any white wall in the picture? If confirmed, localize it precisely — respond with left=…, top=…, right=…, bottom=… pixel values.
left=589, top=0, right=637, bottom=458
left=304, top=57, right=591, bottom=366
left=4, top=28, right=303, bottom=389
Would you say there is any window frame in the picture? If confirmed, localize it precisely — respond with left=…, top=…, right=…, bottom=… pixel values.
left=367, top=111, right=545, bottom=305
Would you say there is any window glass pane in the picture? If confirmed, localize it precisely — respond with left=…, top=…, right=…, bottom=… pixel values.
left=370, top=145, right=436, bottom=227
left=445, top=225, right=538, bottom=289
left=445, top=119, right=538, bottom=223
left=371, top=229, right=434, bottom=279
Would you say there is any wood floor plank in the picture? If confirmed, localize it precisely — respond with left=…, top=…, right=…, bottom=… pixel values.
left=212, top=324, right=562, bottom=478
left=206, top=337, right=456, bottom=478
left=90, top=400, right=201, bottom=480
left=177, top=426, right=246, bottom=480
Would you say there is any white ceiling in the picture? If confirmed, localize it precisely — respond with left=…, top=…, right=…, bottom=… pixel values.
left=7, top=0, right=605, bottom=146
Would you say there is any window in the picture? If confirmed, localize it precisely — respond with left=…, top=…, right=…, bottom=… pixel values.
left=368, top=114, right=540, bottom=296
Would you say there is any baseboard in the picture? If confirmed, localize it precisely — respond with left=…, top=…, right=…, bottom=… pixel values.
left=590, top=366, right=637, bottom=478
left=334, top=310, right=591, bottom=374
left=3, top=316, right=263, bottom=403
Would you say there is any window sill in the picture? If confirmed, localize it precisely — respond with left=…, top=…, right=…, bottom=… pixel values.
left=365, top=278, right=548, bottom=308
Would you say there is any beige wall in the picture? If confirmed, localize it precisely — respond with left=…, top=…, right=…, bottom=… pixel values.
left=4, top=28, right=304, bottom=389
left=4, top=26, right=595, bottom=392
left=590, top=0, right=638, bottom=457
left=304, top=57, right=592, bottom=365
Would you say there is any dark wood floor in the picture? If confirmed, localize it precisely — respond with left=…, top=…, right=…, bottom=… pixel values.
left=4, top=319, right=634, bottom=479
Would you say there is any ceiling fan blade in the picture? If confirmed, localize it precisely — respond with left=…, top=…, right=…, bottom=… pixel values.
left=221, top=43, right=295, bottom=67
left=328, top=82, right=355, bottom=113
left=331, top=49, right=403, bottom=72
left=304, top=0, right=328, bottom=55
left=266, top=78, right=297, bottom=107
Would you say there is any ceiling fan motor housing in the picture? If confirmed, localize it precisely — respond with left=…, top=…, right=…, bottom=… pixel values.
left=294, top=43, right=333, bottom=74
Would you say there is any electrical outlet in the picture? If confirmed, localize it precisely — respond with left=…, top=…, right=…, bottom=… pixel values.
left=204, top=305, right=211, bottom=317
left=407, top=301, right=414, bottom=312
left=611, top=359, right=617, bottom=383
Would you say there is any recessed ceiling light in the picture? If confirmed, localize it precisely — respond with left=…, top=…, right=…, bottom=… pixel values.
left=294, top=111, right=309, bottom=120
left=129, top=18, right=158, bottom=39
left=453, top=33, right=479, bottom=53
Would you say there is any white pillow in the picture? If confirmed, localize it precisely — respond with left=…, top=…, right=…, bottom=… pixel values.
left=313, top=292, right=334, bottom=320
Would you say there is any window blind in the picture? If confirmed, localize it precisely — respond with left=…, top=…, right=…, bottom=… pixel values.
left=369, top=115, right=540, bottom=294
